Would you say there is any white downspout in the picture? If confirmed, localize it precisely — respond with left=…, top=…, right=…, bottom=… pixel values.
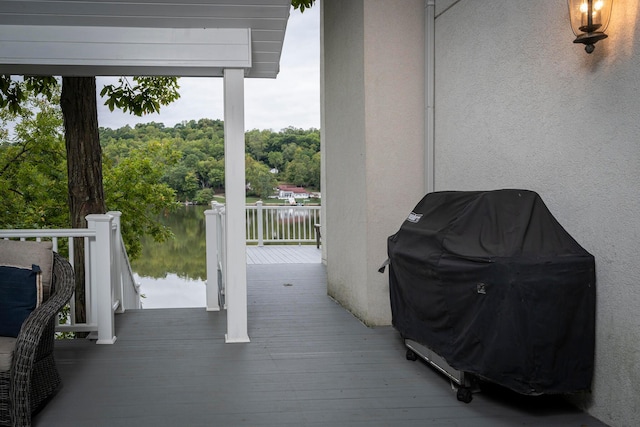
left=425, top=0, right=435, bottom=193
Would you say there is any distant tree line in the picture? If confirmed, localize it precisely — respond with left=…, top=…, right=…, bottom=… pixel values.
left=100, top=120, right=320, bottom=203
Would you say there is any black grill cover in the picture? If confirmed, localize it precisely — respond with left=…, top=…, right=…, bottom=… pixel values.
left=387, top=189, right=595, bottom=395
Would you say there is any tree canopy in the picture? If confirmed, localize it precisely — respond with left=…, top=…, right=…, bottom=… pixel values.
left=0, top=86, right=178, bottom=259
left=100, top=120, right=321, bottom=202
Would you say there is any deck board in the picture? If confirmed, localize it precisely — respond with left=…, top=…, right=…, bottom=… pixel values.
left=246, top=245, right=321, bottom=264
left=35, top=263, right=608, bottom=427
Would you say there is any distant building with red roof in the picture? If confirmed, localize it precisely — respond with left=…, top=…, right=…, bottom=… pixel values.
left=277, top=185, right=309, bottom=200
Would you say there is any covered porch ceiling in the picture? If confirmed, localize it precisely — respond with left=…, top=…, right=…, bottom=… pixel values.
left=0, top=0, right=292, bottom=78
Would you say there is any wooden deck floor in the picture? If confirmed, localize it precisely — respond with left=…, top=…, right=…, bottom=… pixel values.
left=36, top=263, right=608, bottom=427
left=246, top=244, right=322, bottom=264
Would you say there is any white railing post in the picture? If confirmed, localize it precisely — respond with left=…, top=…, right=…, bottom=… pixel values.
left=107, top=211, right=124, bottom=313
left=84, top=234, right=95, bottom=331
left=86, top=214, right=117, bottom=344
left=218, top=204, right=227, bottom=309
left=256, top=201, right=264, bottom=247
left=205, top=207, right=220, bottom=311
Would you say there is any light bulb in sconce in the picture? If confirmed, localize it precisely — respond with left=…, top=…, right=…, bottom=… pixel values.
left=568, top=0, right=613, bottom=53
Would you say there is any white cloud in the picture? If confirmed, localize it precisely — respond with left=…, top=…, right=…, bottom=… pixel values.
left=96, top=6, right=320, bottom=132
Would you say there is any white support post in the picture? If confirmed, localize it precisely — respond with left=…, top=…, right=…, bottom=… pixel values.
left=223, top=68, right=250, bottom=343
left=107, top=211, right=124, bottom=313
left=86, top=214, right=117, bottom=344
left=256, top=200, right=264, bottom=247
left=205, top=208, right=220, bottom=311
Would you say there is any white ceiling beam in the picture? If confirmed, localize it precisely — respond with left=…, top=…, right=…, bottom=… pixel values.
left=0, top=25, right=252, bottom=76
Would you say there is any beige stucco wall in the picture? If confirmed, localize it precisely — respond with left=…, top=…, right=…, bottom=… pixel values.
left=321, top=0, right=426, bottom=325
left=434, top=1, right=640, bottom=426
left=323, top=0, right=639, bottom=425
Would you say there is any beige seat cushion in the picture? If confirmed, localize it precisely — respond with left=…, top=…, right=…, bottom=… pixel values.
left=0, top=240, right=53, bottom=302
left=0, top=336, right=17, bottom=372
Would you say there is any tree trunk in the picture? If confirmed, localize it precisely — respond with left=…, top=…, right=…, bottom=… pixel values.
left=60, top=76, right=107, bottom=325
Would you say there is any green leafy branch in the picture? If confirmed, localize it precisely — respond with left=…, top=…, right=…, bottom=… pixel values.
left=0, top=76, right=57, bottom=114
left=291, top=0, right=315, bottom=12
left=100, top=77, right=181, bottom=116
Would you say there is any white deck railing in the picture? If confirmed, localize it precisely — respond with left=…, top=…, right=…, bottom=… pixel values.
left=246, top=201, right=321, bottom=245
left=3, top=204, right=319, bottom=342
left=204, top=201, right=321, bottom=312
left=205, top=202, right=226, bottom=312
left=0, top=211, right=141, bottom=344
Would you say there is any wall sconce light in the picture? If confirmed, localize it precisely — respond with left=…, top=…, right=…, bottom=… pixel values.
left=568, top=0, right=613, bottom=53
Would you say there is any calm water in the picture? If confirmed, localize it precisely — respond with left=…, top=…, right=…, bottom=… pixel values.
left=131, top=205, right=208, bottom=309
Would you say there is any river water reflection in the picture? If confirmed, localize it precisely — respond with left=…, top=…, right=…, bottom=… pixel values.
left=130, top=205, right=207, bottom=309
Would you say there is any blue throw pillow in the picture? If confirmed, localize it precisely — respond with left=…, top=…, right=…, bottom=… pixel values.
left=0, top=265, right=40, bottom=338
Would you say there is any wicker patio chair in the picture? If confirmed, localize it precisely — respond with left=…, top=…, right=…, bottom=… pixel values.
left=0, top=252, right=75, bottom=427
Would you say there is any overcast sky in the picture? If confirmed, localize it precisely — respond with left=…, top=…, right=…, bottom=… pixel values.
left=96, top=6, right=320, bottom=132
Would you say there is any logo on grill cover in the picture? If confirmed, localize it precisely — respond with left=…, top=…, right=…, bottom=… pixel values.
left=407, top=212, right=423, bottom=223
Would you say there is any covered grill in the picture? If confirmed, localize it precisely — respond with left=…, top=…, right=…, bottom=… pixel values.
left=387, top=189, right=595, bottom=397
